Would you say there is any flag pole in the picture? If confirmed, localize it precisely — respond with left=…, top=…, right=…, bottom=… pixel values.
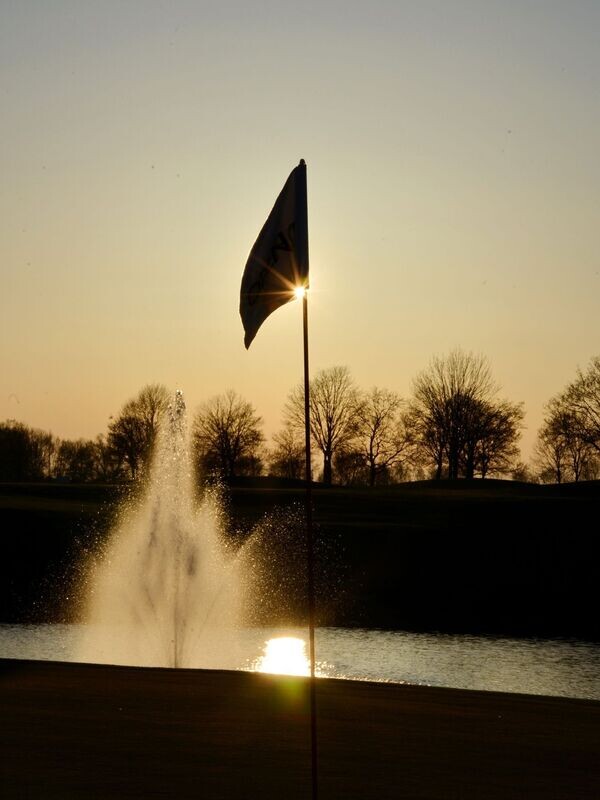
left=238, top=156, right=316, bottom=796
left=302, top=290, right=318, bottom=800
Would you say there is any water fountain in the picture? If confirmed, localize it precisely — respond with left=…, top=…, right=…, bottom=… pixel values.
left=77, top=391, right=245, bottom=669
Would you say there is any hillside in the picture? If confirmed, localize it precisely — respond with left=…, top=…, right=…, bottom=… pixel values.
left=1, top=479, right=598, bottom=639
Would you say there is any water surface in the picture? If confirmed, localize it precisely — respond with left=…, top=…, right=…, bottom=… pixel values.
left=2, top=623, right=599, bottom=701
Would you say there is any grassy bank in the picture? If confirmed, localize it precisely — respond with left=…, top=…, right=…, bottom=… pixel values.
left=1, top=480, right=599, bottom=638
left=2, top=658, right=599, bottom=799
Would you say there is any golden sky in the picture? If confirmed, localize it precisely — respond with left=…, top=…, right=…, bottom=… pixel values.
left=1, top=1, right=599, bottom=459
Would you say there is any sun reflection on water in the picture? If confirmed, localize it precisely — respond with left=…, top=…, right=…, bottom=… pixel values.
left=255, top=636, right=311, bottom=677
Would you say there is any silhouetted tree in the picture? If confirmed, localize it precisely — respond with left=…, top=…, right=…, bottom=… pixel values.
left=285, top=366, right=359, bottom=486
left=409, top=350, right=522, bottom=479
left=534, top=418, right=568, bottom=483
left=28, top=427, right=57, bottom=479
left=581, top=455, right=600, bottom=481
left=55, top=439, right=97, bottom=482
left=563, top=356, right=600, bottom=456
left=108, top=383, right=170, bottom=480
left=469, top=399, right=524, bottom=478
left=0, top=421, right=56, bottom=481
left=235, top=453, right=265, bottom=477
left=334, top=447, right=368, bottom=486
left=0, top=421, right=33, bottom=481
left=193, top=390, right=264, bottom=479
left=269, top=423, right=305, bottom=480
left=354, top=387, right=415, bottom=486
left=511, top=461, right=534, bottom=483
left=93, top=434, right=124, bottom=482
left=535, top=394, right=596, bottom=483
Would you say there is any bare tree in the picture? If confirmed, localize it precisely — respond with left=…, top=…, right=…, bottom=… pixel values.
left=285, top=366, right=359, bottom=485
left=93, top=434, right=125, bottom=482
left=193, top=390, right=264, bottom=480
left=534, top=420, right=568, bottom=483
left=535, top=394, right=596, bottom=483
left=511, top=461, right=534, bottom=483
left=334, top=447, right=368, bottom=486
left=1, top=422, right=27, bottom=480
left=563, top=356, right=600, bottom=455
left=55, top=439, right=98, bottom=482
left=410, top=351, right=495, bottom=479
left=471, top=399, right=524, bottom=478
left=581, top=455, right=600, bottom=481
left=28, top=428, right=57, bottom=479
left=405, top=403, right=447, bottom=480
left=108, top=383, right=170, bottom=480
left=354, top=388, right=414, bottom=486
left=0, top=421, right=57, bottom=481
left=0, top=421, right=32, bottom=480
left=269, top=423, right=305, bottom=480
left=409, top=350, right=522, bottom=479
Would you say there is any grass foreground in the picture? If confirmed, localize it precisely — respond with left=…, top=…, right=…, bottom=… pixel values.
left=1, top=657, right=599, bottom=799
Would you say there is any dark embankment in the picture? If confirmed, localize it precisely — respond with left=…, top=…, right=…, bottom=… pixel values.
left=0, top=483, right=125, bottom=623
left=1, top=480, right=599, bottom=638
left=2, top=658, right=599, bottom=799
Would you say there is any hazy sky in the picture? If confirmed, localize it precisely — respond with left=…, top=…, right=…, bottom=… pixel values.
left=2, top=1, right=599, bottom=459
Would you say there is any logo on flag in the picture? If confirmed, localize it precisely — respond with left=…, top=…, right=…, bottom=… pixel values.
left=240, top=160, right=308, bottom=348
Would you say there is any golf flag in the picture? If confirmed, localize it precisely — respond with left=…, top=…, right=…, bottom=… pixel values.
left=240, top=160, right=308, bottom=348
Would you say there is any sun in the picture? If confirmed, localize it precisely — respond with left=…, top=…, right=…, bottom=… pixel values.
left=293, top=286, right=306, bottom=300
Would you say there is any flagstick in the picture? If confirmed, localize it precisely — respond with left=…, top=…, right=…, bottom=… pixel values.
left=302, top=291, right=318, bottom=800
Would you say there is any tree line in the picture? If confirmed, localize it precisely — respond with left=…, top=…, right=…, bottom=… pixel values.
left=533, top=355, right=600, bottom=483
left=2, top=350, right=599, bottom=486
left=0, top=384, right=168, bottom=483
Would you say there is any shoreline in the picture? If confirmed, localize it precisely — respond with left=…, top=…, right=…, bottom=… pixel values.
left=2, top=658, right=599, bottom=799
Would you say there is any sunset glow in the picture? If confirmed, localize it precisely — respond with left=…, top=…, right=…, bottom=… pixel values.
left=1, top=2, right=599, bottom=463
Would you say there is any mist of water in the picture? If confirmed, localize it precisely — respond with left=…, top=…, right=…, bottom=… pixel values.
left=77, top=391, right=245, bottom=668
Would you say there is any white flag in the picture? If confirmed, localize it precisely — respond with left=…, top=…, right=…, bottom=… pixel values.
left=240, top=160, right=308, bottom=348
